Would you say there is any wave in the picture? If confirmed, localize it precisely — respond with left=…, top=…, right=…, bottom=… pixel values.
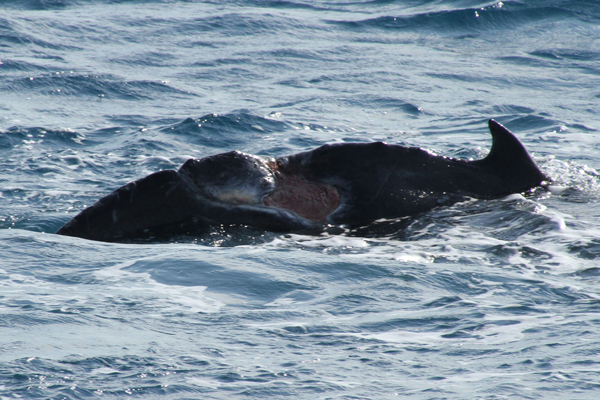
left=158, top=112, right=343, bottom=153
left=2, top=72, right=195, bottom=100
left=326, top=1, right=596, bottom=36
left=0, top=18, right=82, bottom=51
left=160, top=112, right=291, bottom=148
left=0, top=126, right=87, bottom=149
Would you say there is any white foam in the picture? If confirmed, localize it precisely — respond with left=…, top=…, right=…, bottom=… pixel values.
left=94, top=257, right=224, bottom=313
left=91, top=367, right=120, bottom=375
left=547, top=185, right=569, bottom=195
left=502, top=193, right=526, bottom=201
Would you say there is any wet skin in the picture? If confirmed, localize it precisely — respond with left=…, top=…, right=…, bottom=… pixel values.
left=57, top=120, right=550, bottom=242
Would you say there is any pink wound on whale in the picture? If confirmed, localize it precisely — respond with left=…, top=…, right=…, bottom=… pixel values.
left=263, top=173, right=339, bottom=223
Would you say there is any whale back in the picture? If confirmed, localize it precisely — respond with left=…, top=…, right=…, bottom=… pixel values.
left=56, top=120, right=550, bottom=241
left=282, top=119, right=549, bottom=225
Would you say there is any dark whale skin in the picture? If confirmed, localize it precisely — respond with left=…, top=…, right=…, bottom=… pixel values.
left=56, top=120, right=550, bottom=242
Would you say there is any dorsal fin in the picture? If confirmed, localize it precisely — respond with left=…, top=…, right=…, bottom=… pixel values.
left=474, top=119, right=550, bottom=191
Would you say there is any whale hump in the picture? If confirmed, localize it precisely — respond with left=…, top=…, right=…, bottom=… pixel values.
left=473, top=119, right=550, bottom=191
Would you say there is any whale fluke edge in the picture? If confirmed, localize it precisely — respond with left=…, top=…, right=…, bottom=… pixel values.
left=56, top=119, right=551, bottom=242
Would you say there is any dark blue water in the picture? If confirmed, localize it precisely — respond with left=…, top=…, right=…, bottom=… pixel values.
left=2, top=0, right=600, bottom=398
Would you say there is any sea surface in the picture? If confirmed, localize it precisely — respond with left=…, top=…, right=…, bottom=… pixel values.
left=1, top=0, right=600, bottom=398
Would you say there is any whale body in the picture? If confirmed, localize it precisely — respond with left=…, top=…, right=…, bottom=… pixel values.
left=56, top=120, right=550, bottom=242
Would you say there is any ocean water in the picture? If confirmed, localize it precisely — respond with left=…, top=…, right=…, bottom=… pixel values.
left=2, top=0, right=600, bottom=398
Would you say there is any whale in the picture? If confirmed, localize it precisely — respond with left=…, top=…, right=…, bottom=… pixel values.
left=56, top=120, right=550, bottom=242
